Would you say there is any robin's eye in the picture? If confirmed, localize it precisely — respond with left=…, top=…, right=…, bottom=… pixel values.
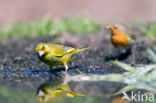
left=114, top=27, right=117, bottom=29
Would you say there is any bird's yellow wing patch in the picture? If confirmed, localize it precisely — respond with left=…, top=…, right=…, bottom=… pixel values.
left=53, top=47, right=75, bottom=57
left=53, top=90, right=63, bottom=94
left=66, top=48, right=75, bottom=53
left=49, top=44, right=66, bottom=57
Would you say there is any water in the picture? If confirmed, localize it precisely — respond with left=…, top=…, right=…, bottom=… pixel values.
left=0, top=70, right=123, bottom=103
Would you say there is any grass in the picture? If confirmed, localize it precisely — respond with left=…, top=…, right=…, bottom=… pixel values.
left=138, top=21, right=156, bottom=38
left=0, top=16, right=101, bottom=39
left=68, top=61, right=156, bottom=95
left=146, top=46, right=156, bottom=63
left=109, top=61, right=156, bottom=95
left=0, top=16, right=156, bottom=39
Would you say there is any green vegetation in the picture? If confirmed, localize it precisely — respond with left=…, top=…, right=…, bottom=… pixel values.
left=0, top=16, right=101, bottom=39
left=106, top=61, right=156, bottom=95
left=0, top=86, right=35, bottom=103
left=0, top=16, right=156, bottom=39
left=146, top=46, right=156, bottom=63
left=68, top=61, right=156, bottom=96
left=138, top=21, right=156, bottom=38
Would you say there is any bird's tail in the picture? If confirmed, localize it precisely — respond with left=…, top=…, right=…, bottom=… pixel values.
left=67, top=47, right=88, bottom=55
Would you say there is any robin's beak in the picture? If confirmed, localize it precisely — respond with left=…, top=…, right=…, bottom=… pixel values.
left=38, top=50, right=45, bottom=56
left=106, top=25, right=111, bottom=29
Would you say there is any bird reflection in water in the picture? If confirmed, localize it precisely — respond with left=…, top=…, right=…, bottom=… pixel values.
left=35, top=72, right=85, bottom=103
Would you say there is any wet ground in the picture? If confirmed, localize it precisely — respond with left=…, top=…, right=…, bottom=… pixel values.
left=0, top=32, right=156, bottom=103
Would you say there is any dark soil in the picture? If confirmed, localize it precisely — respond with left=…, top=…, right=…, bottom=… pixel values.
left=0, top=32, right=155, bottom=103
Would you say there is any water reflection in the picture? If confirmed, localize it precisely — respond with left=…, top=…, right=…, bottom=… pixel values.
left=35, top=72, right=85, bottom=103
left=0, top=68, right=126, bottom=103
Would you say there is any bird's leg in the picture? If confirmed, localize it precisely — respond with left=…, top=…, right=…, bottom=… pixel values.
left=64, top=63, right=69, bottom=83
left=131, top=44, right=137, bottom=65
left=131, top=50, right=137, bottom=66
left=64, top=63, right=68, bottom=73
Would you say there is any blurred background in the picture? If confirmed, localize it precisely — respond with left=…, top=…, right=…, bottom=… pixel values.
left=0, top=0, right=156, bottom=103
left=0, top=0, right=156, bottom=23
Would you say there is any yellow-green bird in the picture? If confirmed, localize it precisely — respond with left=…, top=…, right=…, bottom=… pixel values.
left=34, top=43, right=87, bottom=72
left=35, top=82, right=85, bottom=103
left=35, top=72, right=85, bottom=103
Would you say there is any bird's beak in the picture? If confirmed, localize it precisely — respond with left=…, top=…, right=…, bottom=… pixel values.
left=38, top=90, right=45, bottom=96
left=38, top=50, right=45, bottom=56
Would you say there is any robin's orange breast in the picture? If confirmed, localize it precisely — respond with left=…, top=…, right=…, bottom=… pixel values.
left=111, top=34, right=129, bottom=47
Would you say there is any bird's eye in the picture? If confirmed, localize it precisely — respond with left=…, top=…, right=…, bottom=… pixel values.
left=42, top=46, right=45, bottom=50
left=42, top=45, right=49, bottom=50
left=113, top=27, right=117, bottom=29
